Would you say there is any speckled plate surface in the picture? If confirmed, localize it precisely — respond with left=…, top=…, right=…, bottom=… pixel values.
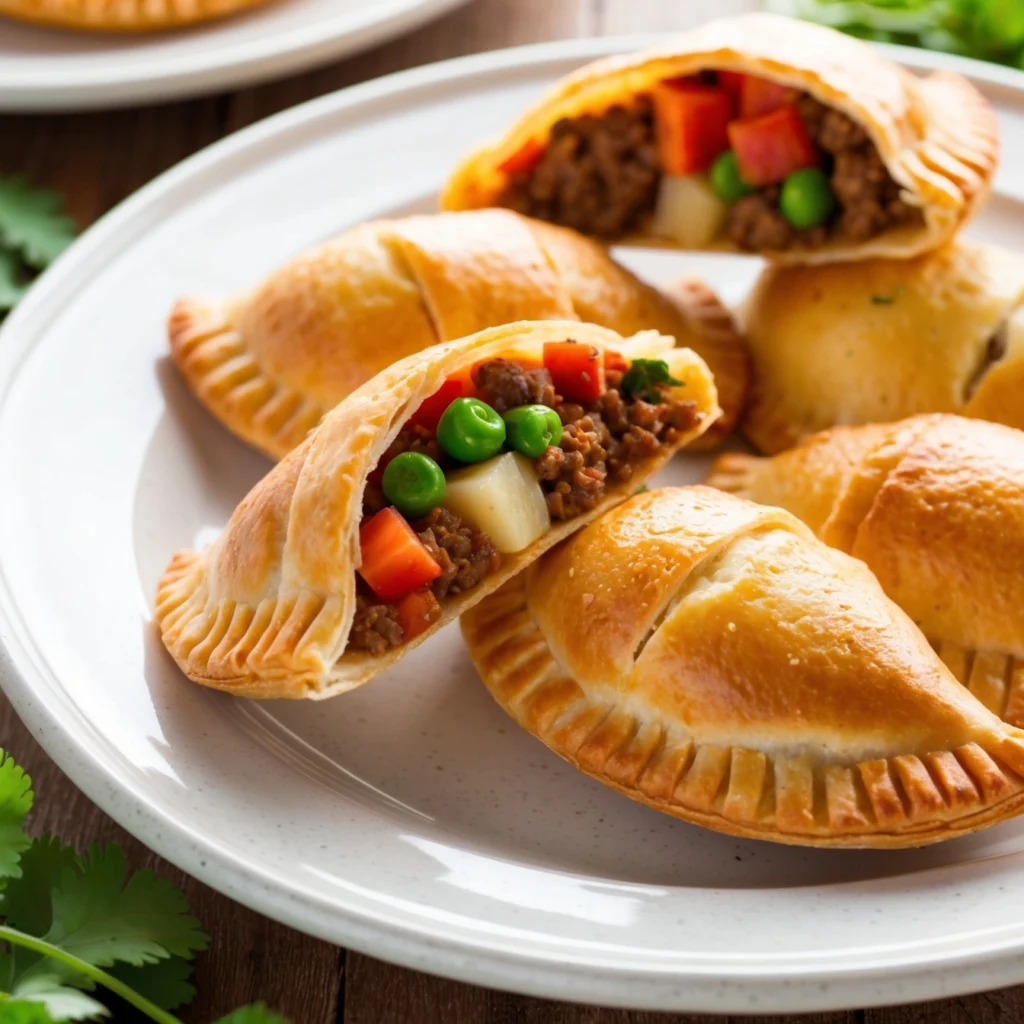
left=0, top=0, right=468, bottom=111
left=3, top=39, right=1024, bottom=1014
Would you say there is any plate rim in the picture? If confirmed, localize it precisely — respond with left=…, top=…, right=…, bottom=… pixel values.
left=3, top=35, right=1024, bottom=1013
left=0, top=0, right=469, bottom=112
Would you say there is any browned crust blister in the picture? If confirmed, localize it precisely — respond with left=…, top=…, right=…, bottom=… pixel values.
left=0, top=0, right=266, bottom=30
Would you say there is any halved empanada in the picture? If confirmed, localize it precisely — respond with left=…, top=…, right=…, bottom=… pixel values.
left=170, top=209, right=746, bottom=460
left=709, top=414, right=1024, bottom=726
left=740, top=240, right=1024, bottom=454
left=443, top=13, right=996, bottom=264
left=462, top=486, right=1024, bottom=848
left=0, top=0, right=267, bottom=30
left=157, top=320, right=719, bottom=700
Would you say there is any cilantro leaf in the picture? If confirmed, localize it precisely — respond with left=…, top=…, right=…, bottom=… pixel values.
left=0, top=178, right=76, bottom=271
left=43, top=844, right=207, bottom=970
left=4, top=837, right=82, bottom=936
left=0, top=248, right=29, bottom=313
left=0, top=1000, right=60, bottom=1024
left=214, top=1004, right=289, bottom=1024
left=107, top=956, right=195, bottom=1012
left=620, top=358, right=683, bottom=404
left=0, top=748, right=33, bottom=885
left=870, top=287, right=904, bottom=305
left=4, top=973, right=107, bottom=1021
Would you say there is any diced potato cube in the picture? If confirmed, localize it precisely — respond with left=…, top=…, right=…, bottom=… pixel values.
left=652, top=173, right=727, bottom=248
left=443, top=452, right=551, bottom=554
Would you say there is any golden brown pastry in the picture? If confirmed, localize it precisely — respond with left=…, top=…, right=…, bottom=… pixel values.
left=0, top=0, right=266, bottom=30
left=462, top=486, right=1024, bottom=848
left=740, top=240, right=1024, bottom=454
left=170, top=209, right=747, bottom=460
left=443, top=13, right=996, bottom=264
left=708, top=414, right=1024, bottom=726
left=157, top=320, right=719, bottom=700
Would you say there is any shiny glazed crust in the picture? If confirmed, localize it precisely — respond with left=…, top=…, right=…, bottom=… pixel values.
left=0, top=0, right=264, bottom=29
left=156, top=320, right=720, bottom=701
left=169, top=210, right=747, bottom=459
left=740, top=241, right=1024, bottom=454
left=462, top=486, right=1024, bottom=848
left=708, top=415, right=1024, bottom=726
left=441, top=13, right=998, bottom=265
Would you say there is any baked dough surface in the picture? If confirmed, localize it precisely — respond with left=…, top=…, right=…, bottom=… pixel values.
left=0, top=0, right=266, bottom=30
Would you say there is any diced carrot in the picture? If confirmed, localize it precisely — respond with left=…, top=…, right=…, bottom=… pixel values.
left=498, top=138, right=545, bottom=176
left=395, top=587, right=442, bottom=642
left=409, top=378, right=463, bottom=432
left=359, top=508, right=441, bottom=603
left=652, top=78, right=732, bottom=174
left=604, top=349, right=629, bottom=373
left=728, top=106, right=818, bottom=186
left=543, top=341, right=605, bottom=403
left=738, top=74, right=799, bottom=119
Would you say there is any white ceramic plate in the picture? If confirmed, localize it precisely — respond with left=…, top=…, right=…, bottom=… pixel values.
left=0, top=0, right=468, bottom=111
left=3, top=37, right=1024, bottom=1015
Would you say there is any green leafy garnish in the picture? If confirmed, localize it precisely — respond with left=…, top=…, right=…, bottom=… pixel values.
left=870, top=287, right=904, bottom=305
left=0, top=176, right=77, bottom=316
left=620, top=358, right=683, bottom=403
left=0, top=747, right=289, bottom=1022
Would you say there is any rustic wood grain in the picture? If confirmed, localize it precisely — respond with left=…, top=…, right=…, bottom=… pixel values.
left=0, top=0, right=1022, bottom=1021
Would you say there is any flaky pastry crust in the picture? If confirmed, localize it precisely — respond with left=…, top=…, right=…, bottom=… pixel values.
left=442, top=13, right=997, bottom=265
left=169, top=210, right=746, bottom=459
left=156, top=320, right=719, bottom=701
left=0, top=0, right=266, bottom=30
left=462, top=486, right=1024, bottom=847
left=709, top=414, right=1024, bottom=727
left=740, top=241, right=1024, bottom=454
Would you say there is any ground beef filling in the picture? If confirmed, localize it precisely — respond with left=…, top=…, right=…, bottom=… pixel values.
left=498, top=87, right=922, bottom=249
left=349, top=355, right=698, bottom=652
left=497, top=98, right=661, bottom=239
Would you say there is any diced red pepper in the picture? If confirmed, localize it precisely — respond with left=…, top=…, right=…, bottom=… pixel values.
left=359, top=507, right=441, bottom=603
left=652, top=78, right=732, bottom=174
left=738, top=74, right=799, bottom=119
left=543, top=341, right=605, bottom=403
left=717, top=71, right=745, bottom=101
left=497, top=138, right=545, bottom=176
left=395, top=587, right=442, bottom=642
left=728, top=105, right=818, bottom=187
left=409, top=378, right=463, bottom=432
left=604, top=349, right=629, bottom=374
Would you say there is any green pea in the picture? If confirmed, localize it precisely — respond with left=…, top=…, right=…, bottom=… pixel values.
left=710, top=150, right=754, bottom=203
left=437, top=397, right=506, bottom=463
left=779, top=167, right=836, bottom=229
left=382, top=451, right=446, bottom=519
left=502, top=405, right=563, bottom=458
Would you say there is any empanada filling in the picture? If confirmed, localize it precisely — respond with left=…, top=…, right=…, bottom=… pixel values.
left=349, top=344, right=701, bottom=654
left=497, top=72, right=923, bottom=250
left=964, top=321, right=1010, bottom=401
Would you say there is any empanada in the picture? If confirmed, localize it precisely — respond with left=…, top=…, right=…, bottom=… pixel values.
left=443, top=13, right=996, bottom=264
left=462, top=486, right=1024, bottom=848
left=709, top=414, right=1024, bottom=726
left=740, top=240, right=1024, bottom=454
left=0, top=0, right=266, bottom=30
left=157, top=320, right=719, bottom=700
left=170, top=209, right=746, bottom=460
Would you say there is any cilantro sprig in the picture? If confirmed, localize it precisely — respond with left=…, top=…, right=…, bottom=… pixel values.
left=620, top=358, right=683, bottom=404
left=0, top=747, right=287, bottom=1023
left=0, top=176, right=77, bottom=317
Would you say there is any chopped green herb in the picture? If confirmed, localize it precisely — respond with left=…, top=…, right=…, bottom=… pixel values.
left=620, top=359, right=683, bottom=403
left=870, top=287, right=904, bottom=305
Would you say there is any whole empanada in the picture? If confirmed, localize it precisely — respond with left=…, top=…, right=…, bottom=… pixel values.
left=443, top=13, right=996, bottom=264
left=0, top=0, right=266, bottom=30
left=462, top=486, right=1024, bottom=848
left=740, top=240, right=1024, bottom=454
left=157, top=320, right=719, bottom=700
left=170, top=209, right=746, bottom=460
left=709, top=414, right=1024, bottom=726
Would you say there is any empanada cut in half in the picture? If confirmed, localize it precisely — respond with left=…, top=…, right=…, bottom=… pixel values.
left=442, top=13, right=996, bottom=264
left=170, top=209, right=746, bottom=460
left=0, top=0, right=267, bottom=31
left=156, top=320, right=719, bottom=700
left=740, top=240, right=1024, bottom=454
left=462, top=486, right=1024, bottom=848
left=709, top=414, right=1024, bottom=728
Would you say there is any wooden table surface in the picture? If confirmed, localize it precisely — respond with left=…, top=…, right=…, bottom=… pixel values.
left=1, top=0, right=1021, bottom=1020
